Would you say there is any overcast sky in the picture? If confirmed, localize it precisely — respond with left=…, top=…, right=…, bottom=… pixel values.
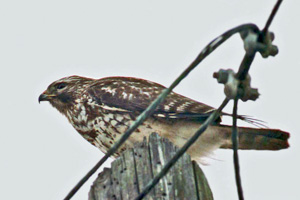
left=1, top=0, right=299, bottom=200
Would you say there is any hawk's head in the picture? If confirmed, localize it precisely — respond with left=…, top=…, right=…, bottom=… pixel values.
left=39, top=75, right=93, bottom=114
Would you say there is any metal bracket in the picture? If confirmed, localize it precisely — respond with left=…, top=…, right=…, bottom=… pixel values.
left=213, top=69, right=259, bottom=102
left=240, top=30, right=278, bottom=58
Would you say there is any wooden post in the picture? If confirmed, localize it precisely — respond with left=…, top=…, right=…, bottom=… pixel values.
left=89, top=133, right=213, bottom=200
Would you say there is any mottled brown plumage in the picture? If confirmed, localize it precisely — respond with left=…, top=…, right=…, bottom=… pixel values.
left=39, top=75, right=289, bottom=161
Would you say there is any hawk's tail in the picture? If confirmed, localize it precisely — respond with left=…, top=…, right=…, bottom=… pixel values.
left=219, top=126, right=290, bottom=150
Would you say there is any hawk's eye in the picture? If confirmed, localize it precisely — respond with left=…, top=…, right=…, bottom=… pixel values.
left=56, top=83, right=67, bottom=90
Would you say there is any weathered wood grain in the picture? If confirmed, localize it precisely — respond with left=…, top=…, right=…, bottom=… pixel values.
left=89, top=168, right=113, bottom=200
left=192, top=161, right=214, bottom=200
left=89, top=133, right=213, bottom=200
left=133, top=138, right=155, bottom=200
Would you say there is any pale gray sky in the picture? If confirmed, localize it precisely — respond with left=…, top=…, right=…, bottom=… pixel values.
left=1, top=0, right=299, bottom=200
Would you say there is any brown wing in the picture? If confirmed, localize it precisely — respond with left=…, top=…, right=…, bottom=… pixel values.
left=87, top=77, right=218, bottom=122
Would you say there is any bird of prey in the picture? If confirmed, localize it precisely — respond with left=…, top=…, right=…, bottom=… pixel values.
left=39, top=75, right=289, bottom=161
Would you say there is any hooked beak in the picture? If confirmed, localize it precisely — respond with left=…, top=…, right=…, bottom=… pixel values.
left=38, top=93, right=55, bottom=103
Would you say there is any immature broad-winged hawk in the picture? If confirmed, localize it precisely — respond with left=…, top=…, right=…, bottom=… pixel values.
left=39, top=75, right=289, bottom=160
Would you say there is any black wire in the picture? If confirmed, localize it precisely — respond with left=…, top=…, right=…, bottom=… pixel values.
left=232, top=97, right=244, bottom=200
left=262, top=0, right=283, bottom=34
left=231, top=2, right=283, bottom=199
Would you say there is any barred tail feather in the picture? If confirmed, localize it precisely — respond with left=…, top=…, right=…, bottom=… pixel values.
left=220, top=126, right=290, bottom=150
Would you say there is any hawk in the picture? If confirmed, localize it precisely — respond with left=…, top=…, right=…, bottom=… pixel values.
left=39, top=75, right=289, bottom=160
